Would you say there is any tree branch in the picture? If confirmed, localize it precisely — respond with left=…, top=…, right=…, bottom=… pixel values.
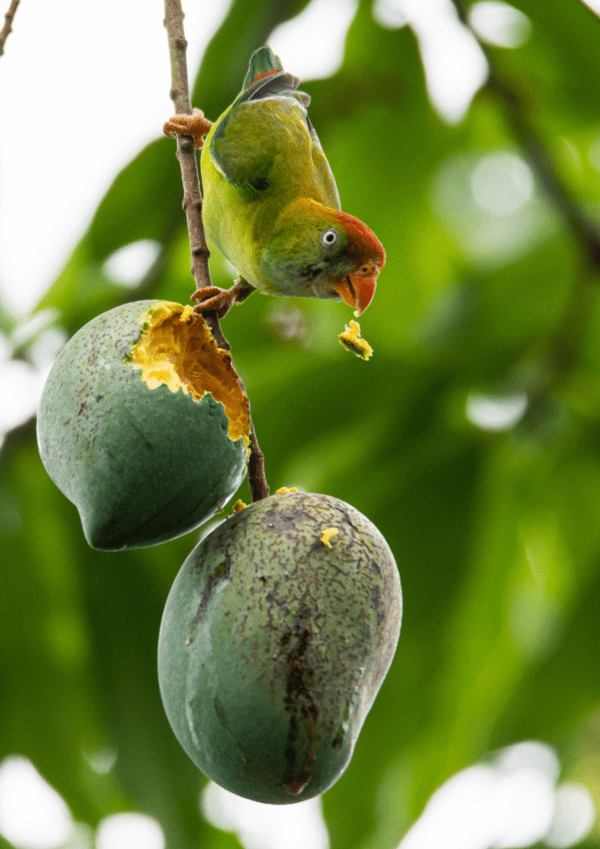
left=479, top=69, right=598, bottom=389
left=484, top=75, right=600, bottom=271
left=0, top=0, right=20, bottom=58
left=449, top=0, right=600, bottom=408
left=452, top=0, right=600, bottom=270
left=162, top=0, right=269, bottom=502
left=163, top=0, right=211, bottom=292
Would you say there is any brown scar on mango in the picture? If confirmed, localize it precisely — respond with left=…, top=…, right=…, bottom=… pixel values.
left=320, top=527, right=339, bottom=548
left=127, top=301, right=250, bottom=444
left=338, top=320, right=373, bottom=361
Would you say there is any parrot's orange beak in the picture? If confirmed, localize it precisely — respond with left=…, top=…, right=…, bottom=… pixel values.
left=334, top=260, right=379, bottom=316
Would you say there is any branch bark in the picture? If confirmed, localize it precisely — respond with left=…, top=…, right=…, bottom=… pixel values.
left=0, top=0, right=20, bottom=58
left=163, top=0, right=269, bottom=501
left=163, top=0, right=212, bottom=292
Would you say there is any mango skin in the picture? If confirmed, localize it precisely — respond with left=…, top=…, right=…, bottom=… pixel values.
left=36, top=301, right=248, bottom=550
left=158, top=491, right=402, bottom=803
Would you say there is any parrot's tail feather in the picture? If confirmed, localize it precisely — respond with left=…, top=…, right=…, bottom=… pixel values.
left=239, top=46, right=307, bottom=106
left=243, top=46, right=282, bottom=88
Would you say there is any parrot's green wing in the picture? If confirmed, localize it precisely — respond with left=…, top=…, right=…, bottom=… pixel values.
left=208, top=47, right=341, bottom=208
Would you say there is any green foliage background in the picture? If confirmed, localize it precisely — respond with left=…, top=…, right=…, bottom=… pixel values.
left=2, top=0, right=600, bottom=846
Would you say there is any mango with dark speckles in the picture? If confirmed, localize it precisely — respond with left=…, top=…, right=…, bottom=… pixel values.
left=37, top=300, right=250, bottom=550
left=158, top=491, right=402, bottom=803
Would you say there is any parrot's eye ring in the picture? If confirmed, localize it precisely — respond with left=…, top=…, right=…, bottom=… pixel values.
left=321, top=228, right=339, bottom=250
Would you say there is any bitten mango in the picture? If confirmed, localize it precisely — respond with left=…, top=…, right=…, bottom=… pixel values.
left=37, top=300, right=249, bottom=550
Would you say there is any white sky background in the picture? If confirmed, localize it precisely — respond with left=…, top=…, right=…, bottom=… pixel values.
left=0, top=0, right=215, bottom=317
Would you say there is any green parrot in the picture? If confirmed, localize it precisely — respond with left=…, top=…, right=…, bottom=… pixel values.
left=164, top=46, right=385, bottom=318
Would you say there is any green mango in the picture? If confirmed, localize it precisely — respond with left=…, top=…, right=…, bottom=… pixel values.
left=37, top=300, right=249, bottom=550
left=158, top=491, right=402, bottom=803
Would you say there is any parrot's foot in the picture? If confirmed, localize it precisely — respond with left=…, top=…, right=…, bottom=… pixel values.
left=192, top=279, right=255, bottom=319
left=163, top=108, right=213, bottom=149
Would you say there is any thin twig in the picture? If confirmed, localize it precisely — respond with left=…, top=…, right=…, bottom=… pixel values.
left=0, top=0, right=20, bottom=58
left=482, top=70, right=598, bottom=387
left=453, top=0, right=600, bottom=270
left=449, top=0, right=600, bottom=407
left=163, top=0, right=212, bottom=291
left=163, top=0, right=269, bottom=501
left=485, top=76, right=600, bottom=271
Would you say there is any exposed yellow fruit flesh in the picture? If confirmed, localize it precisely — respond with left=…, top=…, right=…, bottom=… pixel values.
left=128, top=302, right=250, bottom=443
left=276, top=487, right=299, bottom=494
left=337, top=320, right=373, bottom=361
left=320, top=527, right=339, bottom=547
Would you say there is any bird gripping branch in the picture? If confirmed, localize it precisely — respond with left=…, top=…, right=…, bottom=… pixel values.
left=164, top=46, right=385, bottom=320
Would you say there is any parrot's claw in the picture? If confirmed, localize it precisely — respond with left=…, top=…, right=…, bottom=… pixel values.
left=192, top=280, right=254, bottom=319
left=192, top=286, right=233, bottom=319
left=163, top=108, right=213, bottom=149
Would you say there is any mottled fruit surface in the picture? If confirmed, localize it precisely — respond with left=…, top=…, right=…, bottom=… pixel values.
left=37, top=300, right=249, bottom=550
left=158, top=491, right=402, bottom=803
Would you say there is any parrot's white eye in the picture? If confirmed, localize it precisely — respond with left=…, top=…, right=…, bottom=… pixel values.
left=321, top=228, right=339, bottom=250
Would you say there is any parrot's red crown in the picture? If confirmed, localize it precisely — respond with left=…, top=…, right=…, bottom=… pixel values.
left=333, top=210, right=386, bottom=268
left=329, top=210, right=385, bottom=315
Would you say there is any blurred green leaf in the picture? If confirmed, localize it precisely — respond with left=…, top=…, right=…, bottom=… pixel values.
left=3, top=0, right=600, bottom=847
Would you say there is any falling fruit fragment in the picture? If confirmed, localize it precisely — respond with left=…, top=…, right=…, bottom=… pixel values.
left=338, top=320, right=373, bottom=360
left=37, top=300, right=250, bottom=550
left=158, top=490, right=402, bottom=804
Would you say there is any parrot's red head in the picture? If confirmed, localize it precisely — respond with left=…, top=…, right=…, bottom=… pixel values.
left=261, top=199, right=385, bottom=312
left=329, top=210, right=385, bottom=315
